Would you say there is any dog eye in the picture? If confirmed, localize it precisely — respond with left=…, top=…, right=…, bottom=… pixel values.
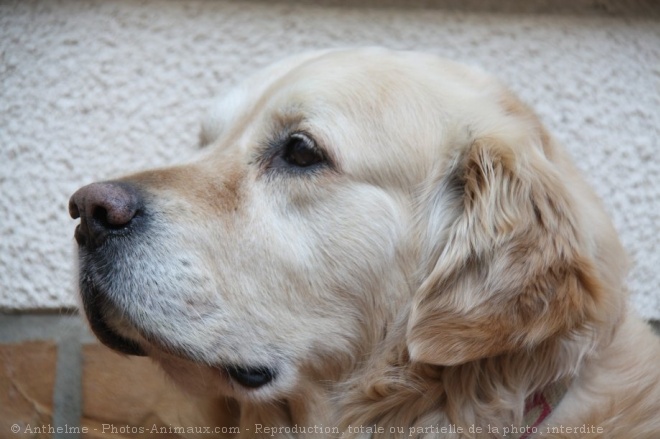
left=281, top=133, right=325, bottom=168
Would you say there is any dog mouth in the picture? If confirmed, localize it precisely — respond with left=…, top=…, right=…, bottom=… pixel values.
left=81, top=284, right=146, bottom=357
left=78, top=249, right=283, bottom=391
left=81, top=283, right=280, bottom=390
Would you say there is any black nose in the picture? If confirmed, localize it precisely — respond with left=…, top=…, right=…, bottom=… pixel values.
left=69, top=181, right=142, bottom=249
left=225, top=365, right=277, bottom=389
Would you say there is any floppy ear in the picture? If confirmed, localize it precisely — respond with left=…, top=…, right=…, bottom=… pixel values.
left=407, top=134, right=604, bottom=366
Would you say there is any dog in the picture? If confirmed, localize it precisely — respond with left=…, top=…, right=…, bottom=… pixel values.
left=70, top=48, right=660, bottom=438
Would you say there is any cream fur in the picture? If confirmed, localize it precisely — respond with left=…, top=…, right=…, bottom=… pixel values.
left=74, top=48, right=660, bottom=438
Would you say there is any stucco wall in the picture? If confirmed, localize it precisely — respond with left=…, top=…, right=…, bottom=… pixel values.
left=1, top=0, right=659, bottom=318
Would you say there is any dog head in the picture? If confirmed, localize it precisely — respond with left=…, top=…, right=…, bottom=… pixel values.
left=70, top=48, right=626, bottom=405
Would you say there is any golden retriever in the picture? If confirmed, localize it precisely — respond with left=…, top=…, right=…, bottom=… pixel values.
left=70, top=48, right=660, bottom=438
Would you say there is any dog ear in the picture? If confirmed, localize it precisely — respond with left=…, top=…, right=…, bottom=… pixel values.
left=406, top=132, right=605, bottom=366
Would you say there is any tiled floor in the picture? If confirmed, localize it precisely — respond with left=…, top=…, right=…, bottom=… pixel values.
left=1, top=341, right=57, bottom=439
left=0, top=313, right=213, bottom=439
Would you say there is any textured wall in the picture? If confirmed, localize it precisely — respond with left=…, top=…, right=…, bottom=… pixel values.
left=1, top=0, right=659, bottom=318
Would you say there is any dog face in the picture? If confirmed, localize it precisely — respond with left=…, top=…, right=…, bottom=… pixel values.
left=70, top=48, right=625, bottom=404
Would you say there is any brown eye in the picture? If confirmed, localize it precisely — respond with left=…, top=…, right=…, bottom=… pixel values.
left=281, top=133, right=325, bottom=168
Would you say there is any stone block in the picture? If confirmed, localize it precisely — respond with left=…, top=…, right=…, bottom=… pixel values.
left=0, top=341, right=57, bottom=439
left=81, top=343, right=237, bottom=438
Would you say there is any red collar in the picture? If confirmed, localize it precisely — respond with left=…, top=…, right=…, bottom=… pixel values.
left=516, top=379, right=571, bottom=439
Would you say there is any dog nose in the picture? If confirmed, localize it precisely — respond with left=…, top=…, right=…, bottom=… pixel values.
left=69, top=181, right=142, bottom=249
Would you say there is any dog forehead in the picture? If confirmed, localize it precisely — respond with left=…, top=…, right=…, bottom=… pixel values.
left=264, top=50, right=498, bottom=141
left=202, top=49, right=503, bottom=188
left=200, top=49, right=338, bottom=147
left=213, top=49, right=435, bottom=118
left=209, top=48, right=494, bottom=128
left=260, top=51, right=475, bottom=178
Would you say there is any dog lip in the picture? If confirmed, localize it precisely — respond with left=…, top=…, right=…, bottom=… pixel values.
left=83, top=286, right=146, bottom=357
left=223, top=364, right=277, bottom=389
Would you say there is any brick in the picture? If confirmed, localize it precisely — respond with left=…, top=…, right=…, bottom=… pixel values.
left=0, top=341, right=57, bottom=439
left=81, top=343, right=236, bottom=439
